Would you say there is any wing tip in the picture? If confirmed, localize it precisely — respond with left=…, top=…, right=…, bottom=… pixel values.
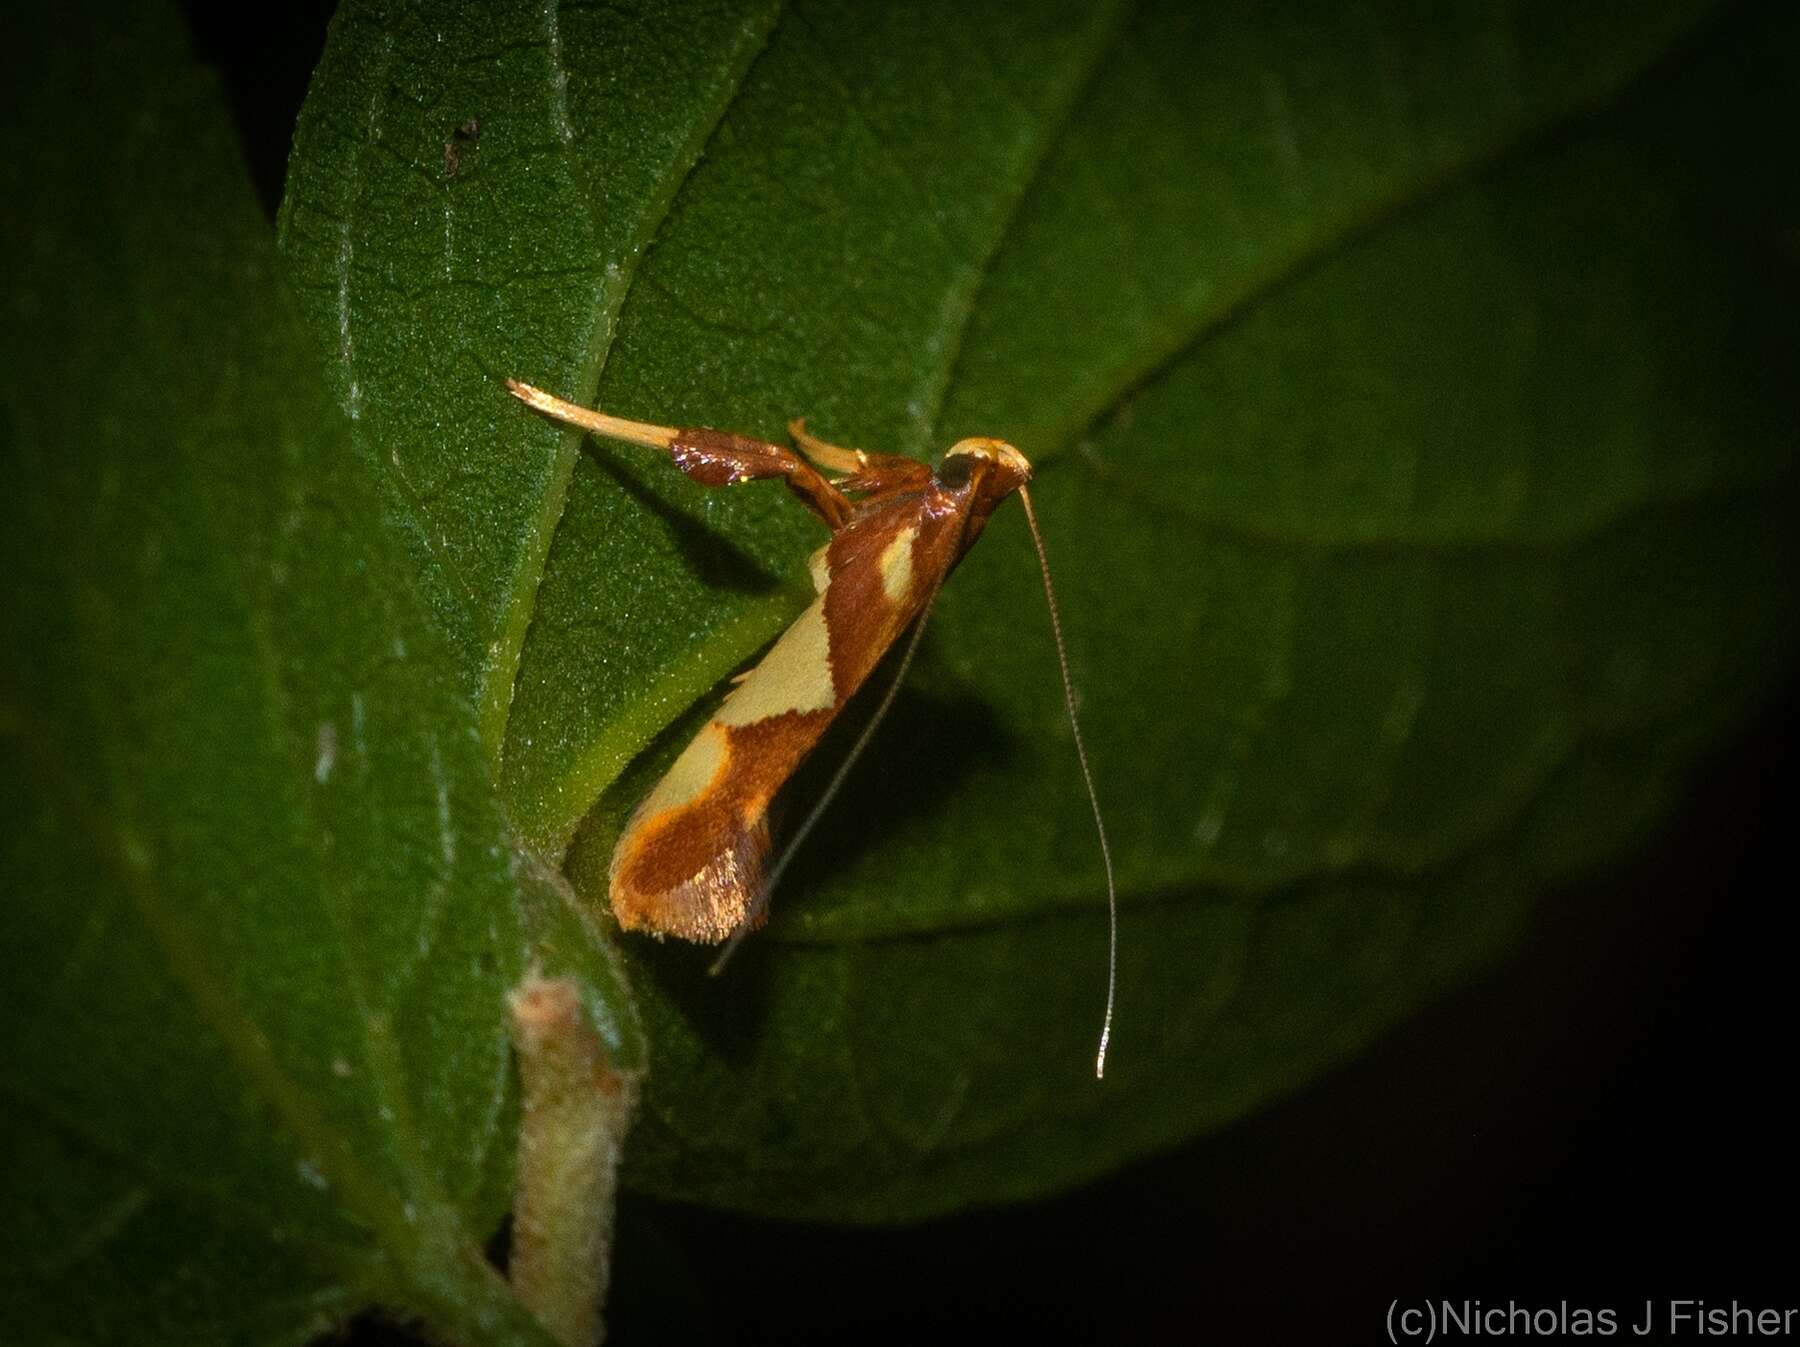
left=609, top=813, right=772, bottom=944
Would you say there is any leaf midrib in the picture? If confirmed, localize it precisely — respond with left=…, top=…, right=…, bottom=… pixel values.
left=478, top=0, right=787, bottom=779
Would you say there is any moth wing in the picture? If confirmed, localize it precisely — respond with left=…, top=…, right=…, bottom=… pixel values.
left=610, top=802, right=771, bottom=944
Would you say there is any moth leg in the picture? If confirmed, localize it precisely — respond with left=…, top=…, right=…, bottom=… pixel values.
left=789, top=417, right=933, bottom=500
left=508, top=380, right=680, bottom=450
left=509, top=380, right=852, bottom=530
left=788, top=417, right=865, bottom=474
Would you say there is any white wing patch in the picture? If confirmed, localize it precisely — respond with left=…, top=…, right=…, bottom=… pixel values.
left=877, top=524, right=916, bottom=605
left=715, top=595, right=836, bottom=725
left=637, top=721, right=729, bottom=816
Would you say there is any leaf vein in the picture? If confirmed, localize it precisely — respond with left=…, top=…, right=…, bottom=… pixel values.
left=484, top=0, right=787, bottom=776
left=915, top=0, right=1135, bottom=453
left=1052, top=78, right=1685, bottom=471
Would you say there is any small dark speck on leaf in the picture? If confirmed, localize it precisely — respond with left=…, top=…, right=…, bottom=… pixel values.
left=443, top=118, right=480, bottom=178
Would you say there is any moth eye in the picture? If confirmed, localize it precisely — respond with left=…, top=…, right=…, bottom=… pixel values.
left=936, top=454, right=974, bottom=490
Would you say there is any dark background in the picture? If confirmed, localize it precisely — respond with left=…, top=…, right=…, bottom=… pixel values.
left=184, top=3, right=1795, bottom=1340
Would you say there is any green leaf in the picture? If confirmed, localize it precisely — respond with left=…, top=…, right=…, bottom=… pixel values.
left=0, top=4, right=638, bottom=1341
left=280, top=0, right=1800, bottom=1223
left=276, top=0, right=785, bottom=774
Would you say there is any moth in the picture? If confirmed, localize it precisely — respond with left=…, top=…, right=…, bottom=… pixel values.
left=508, top=380, right=1117, bottom=1075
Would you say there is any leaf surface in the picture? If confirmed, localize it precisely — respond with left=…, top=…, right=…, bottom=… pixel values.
left=277, top=0, right=785, bottom=769
left=278, top=0, right=1800, bottom=1221
left=0, top=4, right=637, bottom=1340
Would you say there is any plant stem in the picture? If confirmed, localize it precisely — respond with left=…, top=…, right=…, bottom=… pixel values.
left=507, top=976, right=637, bottom=1347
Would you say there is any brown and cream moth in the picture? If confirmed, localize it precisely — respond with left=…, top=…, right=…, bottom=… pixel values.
left=507, top=380, right=1118, bottom=1077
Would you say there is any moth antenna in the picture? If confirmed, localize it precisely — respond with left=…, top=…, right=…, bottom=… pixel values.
left=1018, top=485, right=1117, bottom=1080
left=709, top=591, right=941, bottom=977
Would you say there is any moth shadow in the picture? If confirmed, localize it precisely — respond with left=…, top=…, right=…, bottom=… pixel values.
left=777, top=663, right=1022, bottom=893
left=591, top=450, right=783, bottom=595
left=621, top=926, right=783, bottom=1064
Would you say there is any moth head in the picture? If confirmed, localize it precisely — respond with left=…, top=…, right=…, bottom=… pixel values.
left=939, top=438, right=1033, bottom=504
left=942, top=437, right=1032, bottom=479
